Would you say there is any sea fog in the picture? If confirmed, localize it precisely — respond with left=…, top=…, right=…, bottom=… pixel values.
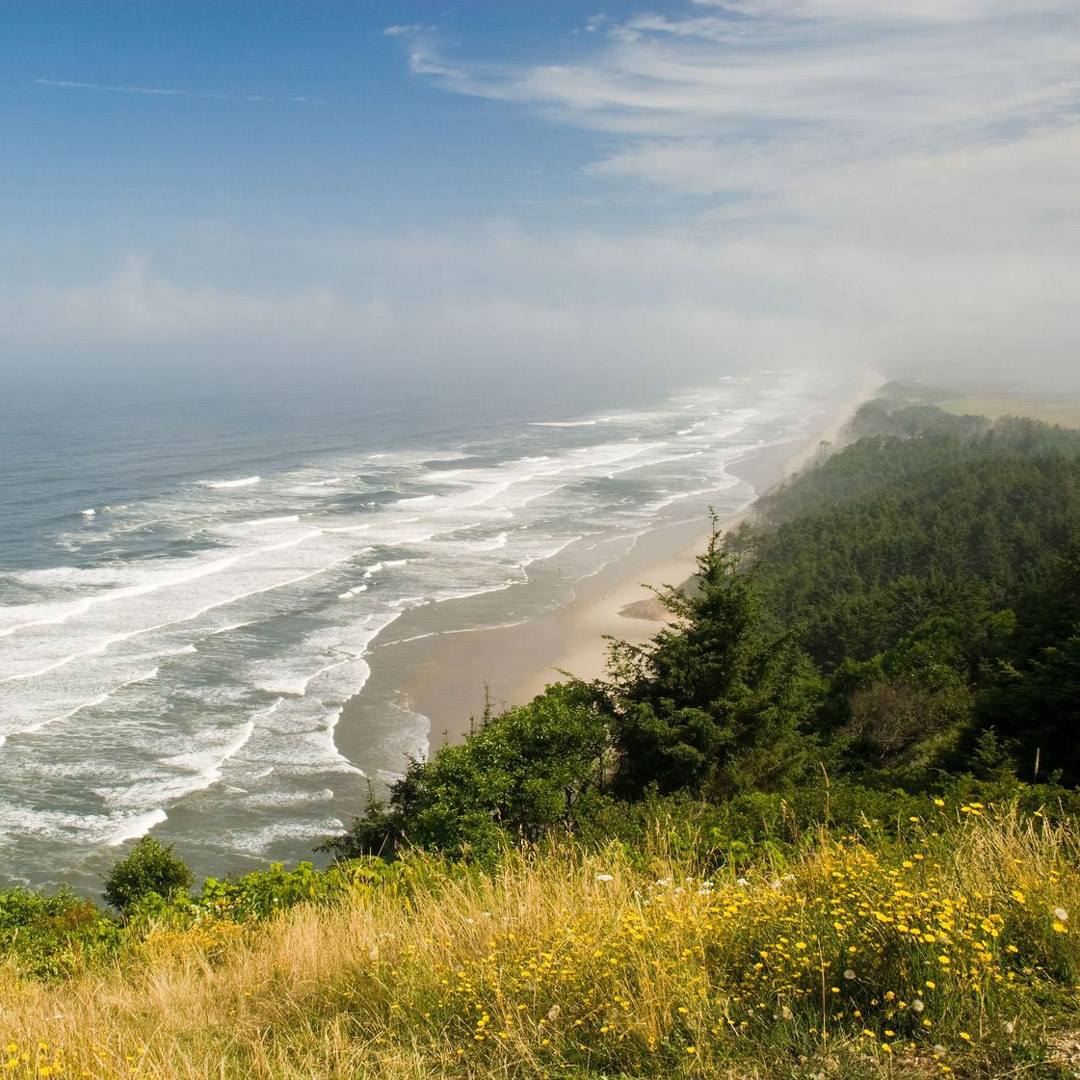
left=0, top=367, right=853, bottom=891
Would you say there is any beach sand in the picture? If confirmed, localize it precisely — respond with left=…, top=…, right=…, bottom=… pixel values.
left=368, top=379, right=881, bottom=750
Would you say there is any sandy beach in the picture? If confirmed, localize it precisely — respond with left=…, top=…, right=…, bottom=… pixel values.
left=354, top=376, right=883, bottom=752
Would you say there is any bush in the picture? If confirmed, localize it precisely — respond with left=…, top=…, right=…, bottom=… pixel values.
left=324, top=681, right=610, bottom=863
left=102, top=835, right=192, bottom=914
left=0, top=884, right=122, bottom=978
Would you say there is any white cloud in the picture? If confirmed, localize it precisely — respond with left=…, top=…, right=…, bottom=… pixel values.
left=9, top=3, right=1080, bottom=396
left=368, top=0, right=1080, bottom=390
left=0, top=256, right=387, bottom=353
left=408, top=46, right=467, bottom=80
left=420, top=5, right=1079, bottom=153
left=4, top=210, right=1078, bottom=393
left=691, top=0, right=1065, bottom=21
left=382, top=24, right=435, bottom=37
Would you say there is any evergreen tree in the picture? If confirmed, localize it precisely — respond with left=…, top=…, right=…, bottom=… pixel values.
left=602, top=520, right=821, bottom=799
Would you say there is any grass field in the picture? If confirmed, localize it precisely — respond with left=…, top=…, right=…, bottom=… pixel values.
left=938, top=395, right=1080, bottom=428
left=2, top=806, right=1079, bottom=1079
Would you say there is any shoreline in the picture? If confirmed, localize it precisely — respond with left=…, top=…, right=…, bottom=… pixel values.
left=343, top=375, right=882, bottom=752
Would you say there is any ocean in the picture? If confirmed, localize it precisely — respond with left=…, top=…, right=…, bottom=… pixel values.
left=0, top=367, right=852, bottom=891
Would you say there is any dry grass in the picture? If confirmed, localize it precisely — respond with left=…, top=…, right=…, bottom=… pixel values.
left=2, top=807, right=1079, bottom=1079
left=937, top=395, right=1080, bottom=429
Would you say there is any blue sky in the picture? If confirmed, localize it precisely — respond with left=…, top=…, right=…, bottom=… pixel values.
left=2, top=1, right=1078, bottom=389
left=2, top=2, right=624, bottom=272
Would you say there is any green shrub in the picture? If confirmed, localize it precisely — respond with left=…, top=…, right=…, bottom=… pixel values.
left=0, top=884, right=122, bottom=978
left=324, top=681, right=610, bottom=863
left=102, top=835, right=192, bottom=914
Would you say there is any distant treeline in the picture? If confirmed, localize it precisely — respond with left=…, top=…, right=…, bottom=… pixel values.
left=326, top=392, right=1080, bottom=862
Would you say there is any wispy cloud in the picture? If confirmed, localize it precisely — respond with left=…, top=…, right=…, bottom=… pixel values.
left=378, top=23, right=464, bottom=79
left=362, top=0, right=1080, bottom=391
left=34, top=78, right=324, bottom=105
left=690, top=0, right=1066, bottom=21
left=407, top=47, right=466, bottom=80
left=396, top=2, right=1079, bottom=204
left=382, top=24, right=435, bottom=37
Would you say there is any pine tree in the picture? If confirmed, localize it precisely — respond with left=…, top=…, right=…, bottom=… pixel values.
left=602, top=516, right=821, bottom=799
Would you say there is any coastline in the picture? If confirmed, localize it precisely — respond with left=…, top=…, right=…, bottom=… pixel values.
left=342, top=376, right=882, bottom=753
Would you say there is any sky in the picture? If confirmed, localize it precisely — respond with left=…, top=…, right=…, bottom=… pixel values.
left=2, top=0, right=1078, bottom=392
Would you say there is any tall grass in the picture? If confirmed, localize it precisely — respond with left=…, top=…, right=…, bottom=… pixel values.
left=2, top=805, right=1078, bottom=1078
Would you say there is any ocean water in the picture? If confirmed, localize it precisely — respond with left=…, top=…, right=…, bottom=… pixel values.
left=0, top=368, right=850, bottom=890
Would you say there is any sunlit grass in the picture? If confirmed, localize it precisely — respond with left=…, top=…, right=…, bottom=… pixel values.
left=2, top=805, right=1079, bottom=1078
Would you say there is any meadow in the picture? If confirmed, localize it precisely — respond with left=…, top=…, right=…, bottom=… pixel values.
left=3, top=803, right=1080, bottom=1079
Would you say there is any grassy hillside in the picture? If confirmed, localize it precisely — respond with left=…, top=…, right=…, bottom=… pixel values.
left=938, top=396, right=1080, bottom=429
left=3, top=808, right=1080, bottom=1079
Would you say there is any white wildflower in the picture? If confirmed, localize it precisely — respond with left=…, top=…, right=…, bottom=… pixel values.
left=736, top=877, right=750, bottom=886
left=596, top=873, right=614, bottom=882
left=1054, top=907, right=1069, bottom=921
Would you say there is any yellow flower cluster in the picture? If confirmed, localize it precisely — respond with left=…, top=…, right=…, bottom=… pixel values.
left=361, top=828, right=1077, bottom=1070
left=138, top=916, right=247, bottom=963
left=721, top=844, right=1019, bottom=1062
left=1, top=1040, right=149, bottom=1080
left=2, top=809, right=1076, bottom=1078
left=3, top=1041, right=68, bottom=1077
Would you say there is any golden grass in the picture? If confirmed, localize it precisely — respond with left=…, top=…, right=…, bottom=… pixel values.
left=2, top=807, right=1079, bottom=1079
left=937, top=395, right=1080, bottom=429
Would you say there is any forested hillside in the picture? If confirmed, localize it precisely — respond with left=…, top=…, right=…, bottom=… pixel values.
left=331, top=397, right=1080, bottom=861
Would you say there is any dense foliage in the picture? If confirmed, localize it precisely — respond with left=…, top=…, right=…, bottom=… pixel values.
left=601, top=524, right=822, bottom=801
left=741, top=406, right=1080, bottom=667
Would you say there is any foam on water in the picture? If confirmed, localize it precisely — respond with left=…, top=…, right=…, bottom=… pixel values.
left=202, top=476, right=262, bottom=489
left=529, top=419, right=599, bottom=427
left=0, top=369, right=850, bottom=886
left=246, top=515, right=302, bottom=527
left=106, top=809, right=170, bottom=847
